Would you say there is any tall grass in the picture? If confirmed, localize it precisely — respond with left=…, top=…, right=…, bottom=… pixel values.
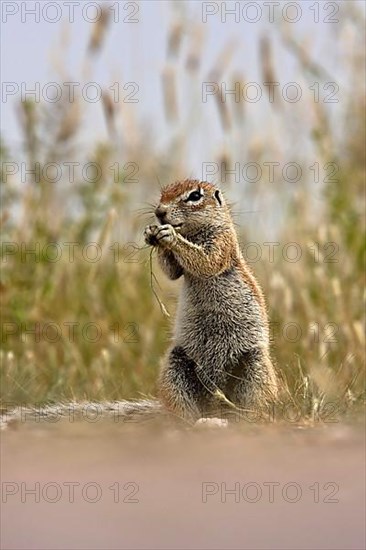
left=1, top=5, right=365, bottom=421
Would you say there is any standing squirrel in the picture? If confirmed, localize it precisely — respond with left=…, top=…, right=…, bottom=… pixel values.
left=144, top=179, right=278, bottom=422
left=0, top=179, right=278, bottom=430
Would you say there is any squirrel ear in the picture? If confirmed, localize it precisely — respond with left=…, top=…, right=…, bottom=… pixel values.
left=214, top=189, right=222, bottom=206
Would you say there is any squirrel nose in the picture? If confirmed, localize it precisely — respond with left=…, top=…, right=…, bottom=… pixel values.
left=155, top=205, right=168, bottom=223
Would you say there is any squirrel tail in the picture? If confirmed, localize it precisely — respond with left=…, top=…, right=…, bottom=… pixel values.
left=1, top=399, right=163, bottom=430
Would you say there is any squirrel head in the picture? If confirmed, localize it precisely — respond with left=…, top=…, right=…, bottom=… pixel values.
left=155, top=179, right=229, bottom=235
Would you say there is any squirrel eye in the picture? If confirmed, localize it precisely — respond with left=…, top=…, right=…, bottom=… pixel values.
left=186, top=190, right=202, bottom=202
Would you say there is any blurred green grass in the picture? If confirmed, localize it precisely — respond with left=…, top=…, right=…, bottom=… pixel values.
left=0, top=5, right=365, bottom=421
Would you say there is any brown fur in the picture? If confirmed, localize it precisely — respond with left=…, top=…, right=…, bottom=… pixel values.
left=144, top=179, right=278, bottom=422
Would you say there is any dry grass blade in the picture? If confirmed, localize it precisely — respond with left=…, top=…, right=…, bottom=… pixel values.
left=162, top=64, right=178, bottom=123
left=88, top=5, right=111, bottom=54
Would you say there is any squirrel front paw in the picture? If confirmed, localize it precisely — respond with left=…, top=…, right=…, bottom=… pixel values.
left=144, top=224, right=177, bottom=248
left=144, top=224, right=160, bottom=246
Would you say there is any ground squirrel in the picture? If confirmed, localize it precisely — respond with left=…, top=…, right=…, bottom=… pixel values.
left=1, top=179, right=278, bottom=430
left=144, top=179, right=278, bottom=422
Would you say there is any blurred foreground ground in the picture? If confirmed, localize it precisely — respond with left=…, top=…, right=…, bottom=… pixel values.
left=1, top=420, right=365, bottom=550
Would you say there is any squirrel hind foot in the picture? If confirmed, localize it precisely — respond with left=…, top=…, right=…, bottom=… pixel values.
left=194, top=417, right=229, bottom=429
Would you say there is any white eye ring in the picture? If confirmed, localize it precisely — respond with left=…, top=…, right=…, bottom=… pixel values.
left=184, top=189, right=203, bottom=203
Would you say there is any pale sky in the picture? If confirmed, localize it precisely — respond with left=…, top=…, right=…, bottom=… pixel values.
left=1, top=1, right=353, bottom=164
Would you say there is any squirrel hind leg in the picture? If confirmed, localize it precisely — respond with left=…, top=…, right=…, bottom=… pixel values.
left=225, top=348, right=278, bottom=410
left=158, top=346, right=211, bottom=423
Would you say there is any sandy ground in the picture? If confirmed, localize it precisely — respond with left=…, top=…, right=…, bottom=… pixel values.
left=1, top=418, right=365, bottom=550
